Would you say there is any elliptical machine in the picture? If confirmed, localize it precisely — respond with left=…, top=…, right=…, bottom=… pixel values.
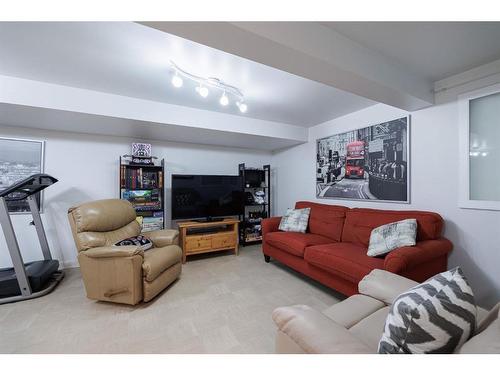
left=0, top=174, right=64, bottom=304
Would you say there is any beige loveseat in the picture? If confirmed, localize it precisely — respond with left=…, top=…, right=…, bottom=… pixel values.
left=68, top=199, right=182, bottom=305
left=273, top=269, right=499, bottom=354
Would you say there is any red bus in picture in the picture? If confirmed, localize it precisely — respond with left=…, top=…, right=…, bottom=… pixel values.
left=345, top=140, right=365, bottom=179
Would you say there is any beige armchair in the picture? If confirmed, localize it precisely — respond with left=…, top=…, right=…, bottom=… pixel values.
left=273, top=269, right=499, bottom=354
left=68, top=199, right=182, bottom=305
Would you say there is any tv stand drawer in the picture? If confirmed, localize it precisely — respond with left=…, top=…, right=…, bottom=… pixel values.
left=185, top=237, right=212, bottom=251
left=212, top=234, right=236, bottom=249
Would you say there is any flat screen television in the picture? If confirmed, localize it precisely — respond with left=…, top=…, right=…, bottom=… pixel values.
left=171, top=174, right=244, bottom=221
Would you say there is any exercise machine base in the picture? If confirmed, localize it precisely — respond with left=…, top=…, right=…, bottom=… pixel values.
left=0, top=270, right=64, bottom=305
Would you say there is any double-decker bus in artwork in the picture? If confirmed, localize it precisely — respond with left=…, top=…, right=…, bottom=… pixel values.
left=345, top=140, right=366, bottom=179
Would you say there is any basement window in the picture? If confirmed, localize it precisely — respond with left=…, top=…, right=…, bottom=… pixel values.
left=459, top=84, right=500, bottom=210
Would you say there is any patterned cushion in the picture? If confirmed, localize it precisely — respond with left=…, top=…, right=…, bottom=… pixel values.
left=114, top=235, right=153, bottom=251
left=378, top=267, right=477, bottom=354
left=367, top=219, right=417, bottom=257
left=279, top=208, right=311, bottom=233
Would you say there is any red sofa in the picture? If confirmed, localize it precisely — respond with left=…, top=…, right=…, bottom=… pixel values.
left=262, top=201, right=452, bottom=296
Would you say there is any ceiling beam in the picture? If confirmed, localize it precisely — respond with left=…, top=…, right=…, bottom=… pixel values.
left=139, top=22, right=434, bottom=111
left=0, top=75, right=307, bottom=151
left=434, top=58, right=500, bottom=104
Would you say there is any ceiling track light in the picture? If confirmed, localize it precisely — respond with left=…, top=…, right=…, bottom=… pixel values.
left=170, top=60, right=247, bottom=112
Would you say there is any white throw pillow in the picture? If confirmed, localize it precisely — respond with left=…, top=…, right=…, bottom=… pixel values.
left=279, top=208, right=311, bottom=233
left=378, top=267, right=477, bottom=354
left=367, top=218, right=417, bottom=257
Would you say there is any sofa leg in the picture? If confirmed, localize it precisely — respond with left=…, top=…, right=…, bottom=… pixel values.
left=264, top=255, right=271, bottom=263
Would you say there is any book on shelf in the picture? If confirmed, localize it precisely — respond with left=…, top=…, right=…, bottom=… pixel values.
left=121, top=189, right=162, bottom=210
left=121, top=167, right=160, bottom=189
left=135, top=204, right=162, bottom=212
left=245, top=235, right=262, bottom=242
left=141, top=215, right=164, bottom=232
left=121, top=189, right=159, bottom=202
left=120, top=165, right=126, bottom=187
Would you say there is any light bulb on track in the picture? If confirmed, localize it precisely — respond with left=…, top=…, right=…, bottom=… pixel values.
left=237, top=102, right=248, bottom=113
left=171, top=74, right=183, bottom=88
left=196, top=85, right=209, bottom=98
left=219, top=92, right=229, bottom=106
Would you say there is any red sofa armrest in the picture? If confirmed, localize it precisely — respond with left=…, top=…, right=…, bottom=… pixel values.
left=384, top=238, right=453, bottom=274
left=262, top=216, right=282, bottom=237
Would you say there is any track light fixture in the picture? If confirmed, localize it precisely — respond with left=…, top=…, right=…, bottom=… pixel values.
left=170, top=61, right=247, bottom=113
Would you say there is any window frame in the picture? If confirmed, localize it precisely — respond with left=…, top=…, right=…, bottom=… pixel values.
left=458, top=83, right=500, bottom=211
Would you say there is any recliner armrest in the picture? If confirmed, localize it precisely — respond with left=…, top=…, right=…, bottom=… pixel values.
left=358, top=269, right=418, bottom=305
left=143, top=229, right=179, bottom=247
left=262, top=216, right=282, bottom=237
left=272, top=305, right=373, bottom=354
left=383, top=238, right=452, bottom=274
left=83, top=245, right=143, bottom=258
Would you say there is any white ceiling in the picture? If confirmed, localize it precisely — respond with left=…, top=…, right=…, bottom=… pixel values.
left=0, top=22, right=374, bottom=127
left=323, top=22, right=500, bottom=82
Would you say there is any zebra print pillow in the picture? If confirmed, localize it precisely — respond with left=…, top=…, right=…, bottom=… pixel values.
left=378, top=267, right=477, bottom=354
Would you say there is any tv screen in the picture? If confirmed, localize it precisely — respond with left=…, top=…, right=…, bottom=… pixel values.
left=171, top=174, right=244, bottom=220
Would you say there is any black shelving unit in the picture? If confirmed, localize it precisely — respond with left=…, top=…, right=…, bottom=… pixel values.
left=120, top=156, right=165, bottom=232
left=238, top=163, right=271, bottom=246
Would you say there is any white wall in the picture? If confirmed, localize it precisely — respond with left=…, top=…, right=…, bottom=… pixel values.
left=0, top=125, right=271, bottom=269
left=272, top=103, right=500, bottom=308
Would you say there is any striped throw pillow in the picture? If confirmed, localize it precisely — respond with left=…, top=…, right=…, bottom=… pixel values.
left=378, top=267, right=477, bottom=354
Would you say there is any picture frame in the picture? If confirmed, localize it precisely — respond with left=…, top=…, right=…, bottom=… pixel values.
left=316, top=116, right=410, bottom=204
left=132, top=143, right=152, bottom=158
left=0, top=137, right=45, bottom=213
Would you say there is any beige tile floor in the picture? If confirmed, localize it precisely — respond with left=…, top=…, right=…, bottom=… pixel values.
left=0, top=245, right=343, bottom=353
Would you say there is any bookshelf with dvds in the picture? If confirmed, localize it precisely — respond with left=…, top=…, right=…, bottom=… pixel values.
left=119, top=156, right=165, bottom=232
left=238, top=163, right=271, bottom=246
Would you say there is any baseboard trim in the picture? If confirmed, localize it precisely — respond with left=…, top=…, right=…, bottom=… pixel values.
left=61, top=260, right=79, bottom=269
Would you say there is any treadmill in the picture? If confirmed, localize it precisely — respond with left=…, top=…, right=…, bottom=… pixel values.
left=0, top=174, right=64, bottom=304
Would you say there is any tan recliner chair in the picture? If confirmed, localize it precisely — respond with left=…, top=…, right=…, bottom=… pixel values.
left=68, top=199, right=182, bottom=305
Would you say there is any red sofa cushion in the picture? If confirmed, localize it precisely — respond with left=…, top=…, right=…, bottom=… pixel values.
left=304, top=242, right=384, bottom=284
left=295, top=201, right=348, bottom=241
left=265, top=232, right=333, bottom=257
left=341, top=208, right=444, bottom=246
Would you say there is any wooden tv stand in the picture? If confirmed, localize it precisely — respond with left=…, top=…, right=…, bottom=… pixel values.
left=177, top=218, right=239, bottom=263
